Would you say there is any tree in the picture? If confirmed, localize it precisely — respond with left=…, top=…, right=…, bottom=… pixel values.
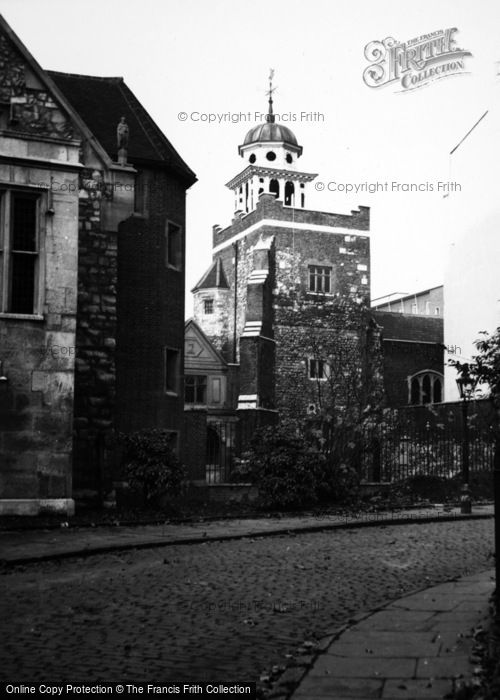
left=305, top=315, right=384, bottom=479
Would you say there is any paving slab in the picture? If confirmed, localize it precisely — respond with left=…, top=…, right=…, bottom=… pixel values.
left=290, top=569, right=495, bottom=700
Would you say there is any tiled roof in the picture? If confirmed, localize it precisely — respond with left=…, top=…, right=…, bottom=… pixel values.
left=192, top=258, right=230, bottom=292
left=48, top=71, right=196, bottom=184
left=372, top=310, right=444, bottom=344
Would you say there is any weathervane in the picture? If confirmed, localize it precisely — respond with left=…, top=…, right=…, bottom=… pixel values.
left=266, top=69, right=276, bottom=123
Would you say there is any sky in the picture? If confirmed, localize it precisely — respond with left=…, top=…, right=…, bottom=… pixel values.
left=2, top=0, right=500, bottom=316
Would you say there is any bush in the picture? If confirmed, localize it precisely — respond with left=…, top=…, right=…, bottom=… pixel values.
left=244, top=423, right=360, bottom=510
left=120, top=428, right=186, bottom=504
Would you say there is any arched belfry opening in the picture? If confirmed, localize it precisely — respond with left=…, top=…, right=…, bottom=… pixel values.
left=284, top=181, right=295, bottom=206
left=269, top=179, right=280, bottom=199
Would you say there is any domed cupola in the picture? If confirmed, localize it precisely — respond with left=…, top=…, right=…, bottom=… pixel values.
left=226, top=72, right=317, bottom=214
left=239, top=80, right=302, bottom=167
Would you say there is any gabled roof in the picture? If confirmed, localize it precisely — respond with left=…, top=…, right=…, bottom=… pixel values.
left=0, top=15, right=112, bottom=167
left=185, top=318, right=227, bottom=370
left=192, top=258, right=230, bottom=292
left=48, top=71, right=196, bottom=185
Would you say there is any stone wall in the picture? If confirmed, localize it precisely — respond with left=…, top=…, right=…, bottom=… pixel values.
left=72, top=169, right=118, bottom=492
left=0, top=161, right=80, bottom=509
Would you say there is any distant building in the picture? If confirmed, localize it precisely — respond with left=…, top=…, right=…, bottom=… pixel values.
left=443, top=102, right=500, bottom=400
left=372, top=286, right=443, bottom=317
left=0, top=16, right=196, bottom=514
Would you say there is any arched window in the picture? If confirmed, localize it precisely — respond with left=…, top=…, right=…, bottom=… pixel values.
left=269, top=179, right=280, bottom=198
left=284, top=181, right=295, bottom=206
left=408, top=371, right=444, bottom=405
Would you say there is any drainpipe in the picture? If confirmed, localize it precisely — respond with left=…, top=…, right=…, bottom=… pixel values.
left=233, top=241, right=238, bottom=364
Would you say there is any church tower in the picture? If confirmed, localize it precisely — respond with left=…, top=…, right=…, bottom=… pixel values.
left=226, top=73, right=316, bottom=214
left=194, top=74, right=373, bottom=431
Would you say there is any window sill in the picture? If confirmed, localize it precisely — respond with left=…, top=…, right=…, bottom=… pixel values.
left=166, top=264, right=182, bottom=272
left=165, top=390, right=179, bottom=397
left=307, top=292, right=335, bottom=297
left=0, top=313, right=44, bottom=321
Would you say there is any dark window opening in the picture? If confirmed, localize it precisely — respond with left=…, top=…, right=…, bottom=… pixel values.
left=284, top=181, right=295, bottom=206
left=266, top=151, right=276, bottom=161
left=433, top=378, right=442, bottom=403
left=409, top=372, right=444, bottom=405
left=286, top=153, right=293, bottom=164
left=166, top=221, right=182, bottom=269
left=8, top=194, right=38, bottom=314
left=204, top=298, right=214, bottom=314
left=411, top=378, right=420, bottom=405
left=309, top=265, right=332, bottom=294
left=185, top=375, right=207, bottom=404
left=422, top=374, right=431, bottom=404
left=165, top=348, right=180, bottom=394
left=309, top=358, right=327, bottom=380
left=249, top=154, right=256, bottom=164
left=269, top=179, right=280, bottom=198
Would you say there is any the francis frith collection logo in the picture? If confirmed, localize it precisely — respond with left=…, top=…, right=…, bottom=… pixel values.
left=363, top=28, right=472, bottom=91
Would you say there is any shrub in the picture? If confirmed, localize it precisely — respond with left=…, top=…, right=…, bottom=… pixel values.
left=243, top=424, right=325, bottom=509
left=120, top=428, right=186, bottom=504
left=244, top=423, right=360, bottom=510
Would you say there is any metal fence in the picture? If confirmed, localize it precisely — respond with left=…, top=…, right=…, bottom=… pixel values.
left=357, top=424, right=495, bottom=483
left=204, top=408, right=496, bottom=485
left=206, top=421, right=238, bottom=484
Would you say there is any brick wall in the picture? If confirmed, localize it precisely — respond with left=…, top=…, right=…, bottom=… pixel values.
left=373, top=311, right=444, bottom=408
left=116, top=169, right=186, bottom=440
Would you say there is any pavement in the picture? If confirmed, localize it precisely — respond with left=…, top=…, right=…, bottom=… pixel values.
left=0, top=504, right=496, bottom=699
left=0, top=504, right=493, bottom=564
left=289, top=569, right=495, bottom=700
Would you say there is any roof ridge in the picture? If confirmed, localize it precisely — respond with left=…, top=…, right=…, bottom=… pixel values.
left=47, top=70, right=124, bottom=82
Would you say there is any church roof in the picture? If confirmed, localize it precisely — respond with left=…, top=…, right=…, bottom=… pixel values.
left=48, top=71, right=196, bottom=184
left=372, top=310, right=443, bottom=344
left=192, top=258, right=230, bottom=292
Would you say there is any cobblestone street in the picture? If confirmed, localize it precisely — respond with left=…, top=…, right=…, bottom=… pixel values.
left=0, top=519, right=494, bottom=685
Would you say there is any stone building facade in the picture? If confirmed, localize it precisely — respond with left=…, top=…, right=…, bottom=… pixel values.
left=192, top=95, right=382, bottom=436
left=0, top=16, right=195, bottom=514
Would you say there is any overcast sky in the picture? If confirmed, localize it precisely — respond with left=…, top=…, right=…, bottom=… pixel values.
left=3, top=0, right=500, bottom=315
